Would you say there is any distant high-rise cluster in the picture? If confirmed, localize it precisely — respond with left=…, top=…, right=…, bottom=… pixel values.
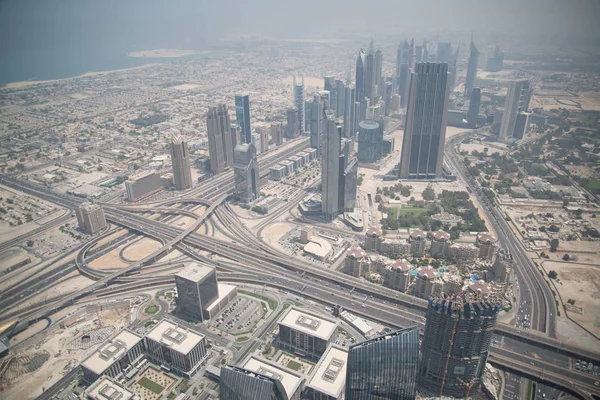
left=399, top=62, right=450, bottom=180
left=465, top=35, right=480, bottom=96
left=169, top=135, right=192, bottom=190
left=486, top=45, right=504, bottom=72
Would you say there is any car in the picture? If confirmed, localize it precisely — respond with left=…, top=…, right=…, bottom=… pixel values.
left=594, top=381, right=599, bottom=386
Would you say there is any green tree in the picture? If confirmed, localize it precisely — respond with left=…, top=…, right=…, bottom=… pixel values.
left=562, top=254, right=570, bottom=261
left=548, top=270, right=558, bottom=279
left=549, top=238, right=559, bottom=252
left=422, top=185, right=435, bottom=201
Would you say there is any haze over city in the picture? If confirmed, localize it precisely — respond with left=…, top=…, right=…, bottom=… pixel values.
left=0, top=1, right=599, bottom=400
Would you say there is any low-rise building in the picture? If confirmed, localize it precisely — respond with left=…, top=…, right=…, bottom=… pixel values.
left=277, top=307, right=338, bottom=360
left=303, top=237, right=333, bottom=261
left=144, top=319, right=208, bottom=378
left=430, top=213, right=464, bottom=227
left=85, top=376, right=138, bottom=400
left=270, top=165, right=286, bottom=181
left=241, top=356, right=304, bottom=400
left=304, top=344, right=348, bottom=400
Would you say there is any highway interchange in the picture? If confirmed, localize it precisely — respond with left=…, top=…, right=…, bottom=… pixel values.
left=0, top=136, right=599, bottom=399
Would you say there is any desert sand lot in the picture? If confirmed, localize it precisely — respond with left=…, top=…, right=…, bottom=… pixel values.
left=543, top=260, right=600, bottom=337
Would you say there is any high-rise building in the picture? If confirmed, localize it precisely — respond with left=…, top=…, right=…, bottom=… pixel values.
left=499, top=79, right=531, bottom=140
left=355, top=49, right=367, bottom=119
left=270, top=122, right=283, bottom=146
left=398, top=63, right=410, bottom=108
left=310, top=91, right=329, bottom=155
left=219, top=365, right=288, bottom=400
left=235, top=94, right=252, bottom=144
left=285, top=108, right=299, bottom=138
left=233, top=143, right=260, bottom=202
left=398, top=62, right=450, bottom=179
left=343, top=86, right=356, bottom=138
left=436, top=41, right=452, bottom=63
left=76, top=202, right=107, bottom=235
left=485, top=45, right=504, bottom=72
left=277, top=307, right=338, bottom=360
left=260, top=127, right=269, bottom=153
left=293, top=75, right=305, bottom=135
left=335, top=79, right=346, bottom=117
left=375, top=48, right=383, bottom=97
left=357, top=120, right=383, bottom=164
left=340, top=152, right=358, bottom=212
left=322, top=110, right=341, bottom=221
left=408, top=38, right=415, bottom=69
left=418, top=294, right=502, bottom=397
left=467, top=87, right=482, bottom=128
left=175, top=263, right=219, bottom=321
left=304, top=344, right=348, bottom=400
left=207, top=104, right=233, bottom=174
left=364, top=40, right=377, bottom=106
left=251, top=132, right=261, bottom=155
left=465, top=36, right=479, bottom=97
left=396, top=40, right=409, bottom=76
left=448, top=42, right=460, bottom=94
left=324, top=76, right=337, bottom=113
left=125, top=171, right=164, bottom=202
left=345, top=326, right=419, bottom=400
left=169, top=136, right=193, bottom=190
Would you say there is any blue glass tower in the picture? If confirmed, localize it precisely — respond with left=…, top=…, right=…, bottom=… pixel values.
left=345, top=326, right=419, bottom=400
left=235, top=94, right=252, bottom=144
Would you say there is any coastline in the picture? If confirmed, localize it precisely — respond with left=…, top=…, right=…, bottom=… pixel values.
left=126, top=49, right=207, bottom=58
left=2, top=63, right=159, bottom=90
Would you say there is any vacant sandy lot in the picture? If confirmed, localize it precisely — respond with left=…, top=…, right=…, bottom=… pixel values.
left=543, top=260, right=600, bottom=337
left=121, top=237, right=162, bottom=261
left=260, top=222, right=295, bottom=251
left=88, top=247, right=130, bottom=271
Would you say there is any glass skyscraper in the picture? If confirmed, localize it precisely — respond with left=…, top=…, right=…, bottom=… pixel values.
left=345, top=326, right=419, bottom=400
left=220, top=365, right=287, bottom=400
left=235, top=94, right=252, bottom=144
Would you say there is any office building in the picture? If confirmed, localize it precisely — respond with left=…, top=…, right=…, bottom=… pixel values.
left=324, top=76, right=337, bottom=113
left=271, top=122, right=283, bottom=146
left=345, top=326, right=419, bottom=400
left=375, top=48, right=383, bottom=97
left=311, top=91, right=329, bottom=154
left=343, top=86, right=356, bottom=138
left=418, top=294, right=502, bottom=397
left=220, top=365, right=288, bottom=400
left=436, top=42, right=452, bottom=63
left=242, top=356, right=304, bottom=400
left=486, top=45, right=504, bottom=72
left=235, top=94, right=252, bottom=144
left=85, top=376, right=136, bottom=400
left=448, top=43, right=460, bottom=94
left=145, top=319, right=208, bottom=378
left=335, top=79, right=346, bottom=117
left=364, top=41, right=377, bottom=106
left=260, top=126, right=270, bottom=153
left=465, top=36, right=479, bottom=96
left=125, top=171, right=164, bottom=202
left=277, top=307, right=338, bottom=360
left=345, top=247, right=367, bottom=277
left=231, top=125, right=243, bottom=146
left=305, top=344, right=348, bottom=400
left=416, top=45, right=423, bottom=63
left=385, top=259, right=414, bottom=292
left=321, top=110, right=340, bottom=221
left=341, top=157, right=358, bottom=212
left=293, top=76, right=305, bottom=135
left=207, top=104, right=233, bottom=174
left=357, top=120, right=383, bottom=164
left=76, top=202, right=107, bottom=235
left=499, top=79, right=531, bottom=139
left=398, top=62, right=450, bottom=180
left=169, top=136, right=193, bottom=190
left=430, top=230, right=451, bottom=258
left=355, top=49, right=366, bottom=119
left=286, top=108, right=299, bottom=138
left=175, top=263, right=219, bottom=321
left=233, top=143, right=260, bottom=202
left=398, top=63, right=410, bottom=108
left=396, top=40, right=409, bottom=77
left=476, top=232, right=498, bottom=260
left=252, top=132, right=262, bottom=155
left=467, top=88, right=482, bottom=128
left=81, top=330, right=145, bottom=384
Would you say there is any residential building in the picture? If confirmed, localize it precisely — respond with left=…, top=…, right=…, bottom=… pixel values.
left=436, top=42, right=452, bottom=63
left=76, top=202, right=107, bottom=235
left=335, top=79, right=346, bottom=117
left=430, top=230, right=451, bottom=258
left=293, top=76, right=305, bottom=135
left=398, top=63, right=450, bottom=180
left=364, top=227, right=383, bottom=251
left=207, top=104, right=233, bottom=174
left=345, top=247, right=367, bottom=277
left=277, top=307, right=338, bottom=360
left=235, top=94, right=252, bottom=144
left=499, top=80, right=531, bottom=139
left=485, top=45, right=504, bottom=72
left=450, top=243, right=479, bottom=265
left=271, top=122, right=283, bottom=146
left=305, top=344, right=348, bottom=400
left=476, top=232, right=498, bottom=260
left=467, top=88, right=481, bottom=128
left=233, top=143, right=260, bottom=202
left=385, top=259, right=414, bottom=292
left=321, top=110, right=340, bottom=221
left=357, top=120, right=383, bottom=164
left=355, top=49, right=367, bottom=119
left=219, top=365, right=288, bottom=400
left=145, top=319, right=208, bottom=378
left=81, top=330, right=145, bottom=384
left=311, top=92, right=329, bottom=154
left=465, top=36, right=479, bottom=96
left=286, top=108, right=299, bottom=138
left=414, top=266, right=441, bottom=299
left=169, top=136, right=193, bottom=190
left=345, top=326, right=419, bottom=400
left=175, top=263, right=219, bottom=321
left=492, top=249, right=512, bottom=282
left=379, top=239, right=410, bottom=258
left=409, top=228, right=428, bottom=256
left=418, top=294, right=502, bottom=397
left=343, top=85, right=356, bottom=138
left=324, top=76, right=337, bottom=113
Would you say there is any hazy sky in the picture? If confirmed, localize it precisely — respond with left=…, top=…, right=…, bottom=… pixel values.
left=0, top=0, right=599, bottom=53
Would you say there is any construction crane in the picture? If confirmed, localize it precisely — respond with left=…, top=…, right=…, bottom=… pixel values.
left=439, top=310, right=460, bottom=396
left=457, top=377, right=476, bottom=399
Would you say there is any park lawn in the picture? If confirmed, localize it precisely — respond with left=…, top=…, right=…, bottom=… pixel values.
left=399, top=206, right=430, bottom=217
left=138, top=377, right=165, bottom=394
left=144, top=304, right=159, bottom=315
left=287, top=360, right=302, bottom=371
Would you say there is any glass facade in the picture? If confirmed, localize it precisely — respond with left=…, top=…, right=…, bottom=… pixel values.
left=220, top=365, right=287, bottom=400
left=357, top=119, right=383, bottom=164
left=345, top=326, right=419, bottom=400
left=235, top=94, right=252, bottom=145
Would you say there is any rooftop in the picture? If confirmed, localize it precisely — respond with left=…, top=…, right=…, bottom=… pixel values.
left=81, top=330, right=143, bottom=375
left=303, top=237, right=333, bottom=259
left=175, top=262, right=215, bottom=284
left=391, top=259, right=414, bottom=272
left=242, top=356, right=303, bottom=399
left=346, top=247, right=366, bottom=259
left=145, top=319, right=204, bottom=355
left=417, top=266, right=437, bottom=279
left=279, top=307, right=337, bottom=341
left=365, top=227, right=383, bottom=237
left=306, top=345, right=348, bottom=398
left=409, top=228, right=427, bottom=240
left=432, top=230, right=451, bottom=241
left=86, top=376, right=135, bottom=400
left=477, top=232, right=498, bottom=244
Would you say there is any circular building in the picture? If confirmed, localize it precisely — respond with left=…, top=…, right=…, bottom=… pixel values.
left=357, top=120, right=384, bottom=164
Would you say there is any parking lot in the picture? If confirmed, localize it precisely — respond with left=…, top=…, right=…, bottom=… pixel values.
left=212, top=296, right=264, bottom=335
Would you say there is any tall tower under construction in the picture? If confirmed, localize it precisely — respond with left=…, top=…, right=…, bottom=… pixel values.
left=418, top=293, right=502, bottom=397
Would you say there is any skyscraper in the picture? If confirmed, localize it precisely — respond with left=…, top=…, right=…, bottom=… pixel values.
left=465, top=36, right=480, bottom=97
left=448, top=42, right=460, bottom=94
left=324, top=76, right=337, bottom=113
left=233, top=143, right=260, bottom=202
left=467, top=88, right=481, bottom=128
left=436, top=42, right=452, bottom=63
left=270, top=122, right=283, bottom=146
left=485, top=45, right=504, bottom=72
left=322, top=110, right=341, bottom=221
left=76, top=203, right=107, bottom=234
left=345, top=326, right=420, bottom=400
left=169, top=136, right=192, bottom=190
left=364, top=40, right=377, bottom=106
left=343, top=86, right=356, bottom=138
left=419, top=294, right=502, bottom=397
left=357, top=120, right=384, bottom=164
left=310, top=91, right=329, bottom=155
left=499, top=79, right=531, bottom=139
left=235, top=94, right=252, bottom=144
left=293, top=75, right=305, bottom=135
left=285, top=108, right=299, bottom=138
left=399, top=62, right=450, bottom=180
left=355, top=49, right=366, bottom=119
left=207, top=104, right=233, bottom=174
left=335, top=79, right=346, bottom=117
left=408, top=38, right=415, bottom=69
left=398, top=63, right=410, bottom=108
left=175, top=263, right=219, bottom=321
left=220, top=366, right=287, bottom=400
left=375, top=48, right=383, bottom=97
